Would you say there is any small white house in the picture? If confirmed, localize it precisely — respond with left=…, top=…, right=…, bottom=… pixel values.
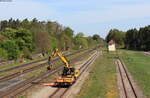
left=108, top=40, right=116, bottom=51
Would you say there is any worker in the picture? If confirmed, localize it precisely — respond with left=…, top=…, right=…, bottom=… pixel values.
left=47, top=56, right=52, bottom=70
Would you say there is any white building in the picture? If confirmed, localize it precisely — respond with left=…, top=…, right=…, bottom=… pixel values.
left=108, top=40, right=116, bottom=51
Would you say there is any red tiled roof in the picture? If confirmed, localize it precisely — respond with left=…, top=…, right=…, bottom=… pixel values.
left=108, top=40, right=115, bottom=45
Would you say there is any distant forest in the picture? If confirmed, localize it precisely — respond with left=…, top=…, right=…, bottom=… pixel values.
left=106, top=25, right=150, bottom=51
left=0, top=18, right=104, bottom=61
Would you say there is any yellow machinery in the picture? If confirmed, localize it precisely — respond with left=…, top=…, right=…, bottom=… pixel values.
left=46, top=48, right=79, bottom=86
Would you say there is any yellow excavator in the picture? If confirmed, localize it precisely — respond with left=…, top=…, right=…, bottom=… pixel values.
left=45, top=48, right=79, bottom=86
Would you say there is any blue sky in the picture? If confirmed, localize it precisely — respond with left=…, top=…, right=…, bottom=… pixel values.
left=0, top=0, right=150, bottom=38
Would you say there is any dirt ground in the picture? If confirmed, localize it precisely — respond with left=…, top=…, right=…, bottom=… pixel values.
left=27, top=50, right=99, bottom=98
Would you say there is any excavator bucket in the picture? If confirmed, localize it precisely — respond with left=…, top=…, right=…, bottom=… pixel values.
left=47, top=65, right=52, bottom=70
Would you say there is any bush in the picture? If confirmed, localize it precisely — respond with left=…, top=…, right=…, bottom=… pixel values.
left=0, top=40, right=20, bottom=60
left=22, top=47, right=32, bottom=59
left=0, top=48, right=8, bottom=61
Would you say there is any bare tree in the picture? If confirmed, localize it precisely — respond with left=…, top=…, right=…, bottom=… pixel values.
left=34, top=32, right=50, bottom=56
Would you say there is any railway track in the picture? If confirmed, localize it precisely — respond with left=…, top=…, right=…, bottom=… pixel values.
left=0, top=66, right=63, bottom=98
left=49, top=50, right=99, bottom=98
left=0, top=48, right=96, bottom=98
left=0, top=49, right=87, bottom=74
left=116, top=59, right=138, bottom=98
left=0, top=49, right=89, bottom=83
left=0, top=57, right=47, bottom=74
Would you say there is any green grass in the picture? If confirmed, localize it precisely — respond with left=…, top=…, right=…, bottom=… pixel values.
left=0, top=56, right=44, bottom=71
left=77, top=51, right=118, bottom=98
left=0, top=49, right=80, bottom=71
left=119, top=50, right=150, bottom=98
left=0, top=60, right=47, bottom=77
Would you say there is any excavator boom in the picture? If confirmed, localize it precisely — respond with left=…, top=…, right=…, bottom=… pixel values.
left=49, top=49, right=70, bottom=68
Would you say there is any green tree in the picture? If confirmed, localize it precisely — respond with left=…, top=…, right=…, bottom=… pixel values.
left=0, top=18, right=102, bottom=54
left=0, top=20, right=8, bottom=30
left=74, top=33, right=88, bottom=49
left=0, top=48, right=8, bottom=60
left=59, top=27, right=74, bottom=50
left=92, top=34, right=105, bottom=46
left=0, top=28, right=34, bottom=51
left=125, top=29, right=139, bottom=49
left=0, top=40, right=19, bottom=60
left=106, top=29, right=125, bottom=45
left=15, top=28, right=33, bottom=51
left=21, top=19, right=30, bottom=29
left=49, top=35, right=58, bottom=51
left=0, top=28, right=17, bottom=39
left=63, top=27, right=74, bottom=38
left=0, top=34, right=7, bottom=43
left=87, top=37, right=97, bottom=48
left=138, top=26, right=150, bottom=50
left=76, top=32, right=84, bottom=37
left=22, top=47, right=32, bottom=59
left=46, top=21, right=53, bottom=34
left=92, top=34, right=100, bottom=42
left=124, top=25, right=150, bottom=51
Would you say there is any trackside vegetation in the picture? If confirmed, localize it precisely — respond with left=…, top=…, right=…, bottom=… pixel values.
left=0, top=18, right=104, bottom=61
left=105, top=25, right=150, bottom=97
left=119, top=50, right=150, bottom=98
left=106, top=25, right=150, bottom=51
left=77, top=50, right=118, bottom=98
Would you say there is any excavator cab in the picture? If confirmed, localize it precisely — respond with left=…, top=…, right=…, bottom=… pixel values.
left=62, top=67, right=79, bottom=78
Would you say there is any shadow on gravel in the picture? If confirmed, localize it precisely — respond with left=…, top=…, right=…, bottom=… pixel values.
left=51, top=85, right=70, bottom=88
left=31, top=81, right=70, bottom=88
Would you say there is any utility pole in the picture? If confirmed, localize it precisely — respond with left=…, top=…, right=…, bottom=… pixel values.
left=0, top=21, right=1, bottom=30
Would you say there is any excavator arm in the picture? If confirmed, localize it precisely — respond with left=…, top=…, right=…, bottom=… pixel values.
left=47, top=49, right=70, bottom=70
left=54, top=49, right=70, bottom=68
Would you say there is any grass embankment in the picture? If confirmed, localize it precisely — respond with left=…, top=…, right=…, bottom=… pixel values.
left=0, top=56, right=44, bottom=71
left=119, top=50, right=150, bottom=97
left=77, top=51, right=118, bottom=98
left=0, top=50, right=87, bottom=78
left=0, top=60, right=47, bottom=77
left=0, top=50, right=77, bottom=72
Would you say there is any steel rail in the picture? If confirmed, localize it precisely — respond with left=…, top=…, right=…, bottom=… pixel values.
left=0, top=49, right=89, bottom=83
left=117, top=59, right=137, bottom=98
left=49, top=51, right=98, bottom=98
left=0, top=48, right=96, bottom=98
